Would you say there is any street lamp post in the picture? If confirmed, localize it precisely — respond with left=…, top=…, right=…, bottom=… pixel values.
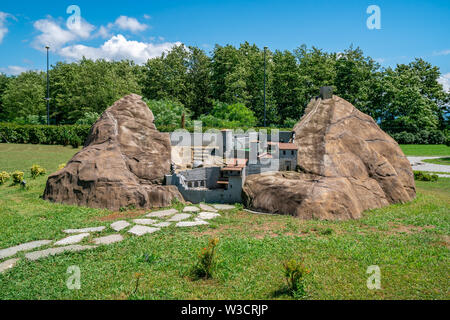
left=45, top=46, right=50, bottom=125
left=263, top=46, right=268, bottom=128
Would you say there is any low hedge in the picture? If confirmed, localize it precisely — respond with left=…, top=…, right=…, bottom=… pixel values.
left=389, top=130, right=448, bottom=145
left=0, top=123, right=91, bottom=146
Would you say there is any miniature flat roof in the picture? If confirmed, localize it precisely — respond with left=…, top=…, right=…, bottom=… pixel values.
left=278, top=143, right=297, bottom=150
left=217, top=180, right=229, bottom=184
left=221, top=167, right=244, bottom=171
left=225, top=158, right=248, bottom=167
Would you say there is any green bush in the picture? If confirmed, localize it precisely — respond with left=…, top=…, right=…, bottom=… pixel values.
left=192, top=238, right=219, bottom=279
left=0, top=123, right=90, bottom=145
left=390, top=130, right=446, bottom=145
left=0, top=171, right=10, bottom=184
left=283, top=259, right=309, bottom=298
left=75, top=112, right=100, bottom=126
left=144, top=99, right=192, bottom=128
left=414, top=171, right=438, bottom=182
left=199, top=101, right=257, bottom=128
left=30, top=164, right=47, bottom=179
left=11, top=171, right=24, bottom=184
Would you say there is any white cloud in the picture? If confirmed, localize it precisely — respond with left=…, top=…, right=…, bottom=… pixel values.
left=32, top=17, right=95, bottom=50
left=438, top=73, right=450, bottom=93
left=0, top=65, right=29, bottom=75
left=110, top=16, right=148, bottom=33
left=433, top=49, right=450, bottom=56
left=59, top=34, right=181, bottom=64
left=0, top=12, right=14, bottom=44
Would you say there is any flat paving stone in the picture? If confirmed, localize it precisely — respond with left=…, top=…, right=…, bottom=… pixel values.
left=183, top=206, right=200, bottom=212
left=128, top=225, right=160, bottom=236
left=93, top=234, right=124, bottom=245
left=197, top=212, right=221, bottom=220
left=0, top=258, right=20, bottom=273
left=146, top=208, right=178, bottom=218
left=0, top=240, right=52, bottom=260
left=168, top=213, right=192, bottom=222
left=132, top=219, right=158, bottom=225
left=25, top=245, right=96, bottom=261
left=153, top=222, right=171, bottom=228
left=176, top=219, right=209, bottom=227
left=199, top=204, right=218, bottom=212
left=55, top=233, right=90, bottom=246
left=212, top=204, right=235, bottom=210
left=63, top=226, right=106, bottom=234
left=110, top=220, right=130, bottom=231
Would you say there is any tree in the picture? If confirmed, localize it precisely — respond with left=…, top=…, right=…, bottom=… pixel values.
left=145, top=98, right=191, bottom=128
left=185, top=46, right=213, bottom=117
left=50, top=58, right=142, bottom=123
left=2, top=71, right=46, bottom=121
left=272, top=50, right=303, bottom=124
left=0, top=73, right=10, bottom=121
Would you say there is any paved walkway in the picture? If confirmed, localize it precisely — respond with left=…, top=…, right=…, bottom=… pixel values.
left=0, top=204, right=234, bottom=274
left=407, top=156, right=450, bottom=178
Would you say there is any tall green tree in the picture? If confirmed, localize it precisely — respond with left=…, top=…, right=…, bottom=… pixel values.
left=2, top=71, right=46, bottom=121
left=50, top=58, right=142, bottom=123
left=0, top=73, right=10, bottom=121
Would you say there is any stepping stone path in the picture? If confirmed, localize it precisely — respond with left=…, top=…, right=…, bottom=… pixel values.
left=25, top=245, right=96, bottom=261
left=168, top=214, right=192, bottom=222
left=0, top=240, right=52, bottom=260
left=63, top=226, right=105, bottom=234
left=183, top=206, right=200, bottom=212
left=0, top=258, right=19, bottom=273
left=146, top=208, right=178, bottom=218
left=199, top=204, right=218, bottom=212
left=0, top=204, right=236, bottom=273
left=110, top=220, right=130, bottom=231
left=93, top=234, right=123, bottom=245
left=132, top=219, right=158, bottom=225
left=153, top=222, right=171, bottom=228
left=176, top=219, right=209, bottom=227
left=55, top=233, right=90, bottom=246
left=128, top=225, right=160, bottom=236
left=198, top=212, right=221, bottom=220
left=212, top=204, right=235, bottom=210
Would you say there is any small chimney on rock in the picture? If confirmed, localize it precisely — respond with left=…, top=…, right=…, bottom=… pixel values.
left=320, top=86, right=333, bottom=100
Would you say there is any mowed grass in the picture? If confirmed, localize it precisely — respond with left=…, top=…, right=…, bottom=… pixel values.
left=400, top=144, right=450, bottom=157
left=0, top=144, right=449, bottom=300
left=423, top=157, right=450, bottom=166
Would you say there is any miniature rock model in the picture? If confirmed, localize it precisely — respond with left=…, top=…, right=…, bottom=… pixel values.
left=242, top=93, right=416, bottom=220
left=43, top=94, right=182, bottom=211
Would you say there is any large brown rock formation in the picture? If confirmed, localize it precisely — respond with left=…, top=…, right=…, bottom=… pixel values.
left=43, top=94, right=183, bottom=210
left=243, top=95, right=415, bottom=220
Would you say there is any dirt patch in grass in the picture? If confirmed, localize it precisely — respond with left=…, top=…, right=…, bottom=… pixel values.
left=96, top=210, right=147, bottom=221
left=386, top=223, right=435, bottom=235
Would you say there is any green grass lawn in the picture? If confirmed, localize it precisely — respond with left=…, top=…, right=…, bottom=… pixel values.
left=0, top=144, right=449, bottom=300
left=423, top=157, right=450, bottom=166
left=400, top=144, right=450, bottom=157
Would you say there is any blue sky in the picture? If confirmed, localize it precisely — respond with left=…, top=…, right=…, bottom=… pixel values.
left=0, top=0, right=449, bottom=89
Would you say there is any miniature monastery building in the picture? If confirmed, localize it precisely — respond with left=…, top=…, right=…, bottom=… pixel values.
left=165, top=129, right=298, bottom=204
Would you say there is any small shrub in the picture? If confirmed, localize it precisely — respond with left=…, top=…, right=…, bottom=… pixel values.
left=70, top=136, right=82, bottom=148
left=0, top=171, right=10, bottom=184
left=320, top=227, right=333, bottom=235
left=414, top=171, right=438, bottom=182
left=192, top=238, right=219, bottom=279
left=11, top=171, right=24, bottom=184
left=30, top=164, right=47, bottom=179
left=57, top=163, right=66, bottom=171
left=282, top=259, right=310, bottom=298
